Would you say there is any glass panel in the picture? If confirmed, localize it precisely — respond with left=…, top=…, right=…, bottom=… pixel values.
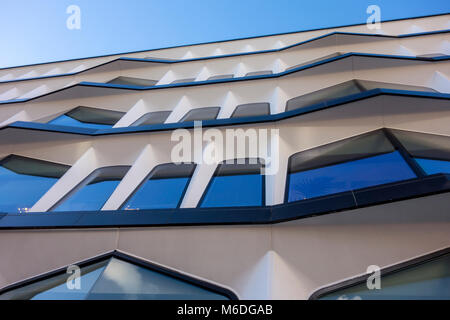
left=415, top=158, right=450, bottom=175
left=245, top=70, right=273, bottom=77
left=289, top=131, right=394, bottom=174
left=123, top=178, right=189, bottom=210
left=207, top=74, right=234, bottom=80
left=107, top=77, right=157, bottom=87
left=200, top=159, right=264, bottom=208
left=53, top=166, right=129, bottom=212
left=288, top=151, right=416, bottom=202
left=200, top=174, right=263, bottom=207
left=285, top=52, right=342, bottom=72
left=318, top=252, right=450, bottom=300
left=48, top=106, right=125, bottom=129
left=171, top=78, right=196, bottom=84
left=49, top=114, right=113, bottom=129
left=0, top=256, right=231, bottom=300
left=390, top=129, right=450, bottom=161
left=231, top=102, right=270, bottom=119
left=180, top=107, right=220, bottom=122
left=122, top=163, right=195, bottom=210
left=0, top=260, right=108, bottom=300
left=0, top=155, right=69, bottom=213
left=131, top=111, right=171, bottom=126
left=286, top=80, right=436, bottom=112
left=87, top=257, right=229, bottom=300
left=286, top=80, right=362, bottom=112
left=417, top=53, right=447, bottom=58
left=357, top=80, right=437, bottom=93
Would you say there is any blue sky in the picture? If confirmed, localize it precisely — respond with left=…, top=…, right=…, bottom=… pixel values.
left=0, top=0, right=448, bottom=68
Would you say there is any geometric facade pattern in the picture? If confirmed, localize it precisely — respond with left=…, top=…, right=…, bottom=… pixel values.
left=0, top=13, right=449, bottom=300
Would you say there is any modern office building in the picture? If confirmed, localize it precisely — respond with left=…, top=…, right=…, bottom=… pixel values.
left=0, top=14, right=449, bottom=300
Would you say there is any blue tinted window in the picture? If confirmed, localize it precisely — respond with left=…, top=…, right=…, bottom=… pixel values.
left=201, top=174, right=263, bottom=208
left=0, top=166, right=59, bottom=213
left=415, top=158, right=450, bottom=175
left=288, top=151, right=416, bottom=202
left=123, top=177, right=190, bottom=210
left=0, top=156, right=68, bottom=213
left=49, top=114, right=113, bottom=130
left=53, top=180, right=120, bottom=212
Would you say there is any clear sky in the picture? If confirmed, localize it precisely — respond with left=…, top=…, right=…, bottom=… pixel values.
left=0, top=0, right=449, bottom=68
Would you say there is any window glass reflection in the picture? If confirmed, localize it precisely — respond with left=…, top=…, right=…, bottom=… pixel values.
left=288, top=151, right=416, bottom=202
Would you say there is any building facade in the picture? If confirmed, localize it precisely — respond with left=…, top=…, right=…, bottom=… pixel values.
left=0, top=14, right=449, bottom=300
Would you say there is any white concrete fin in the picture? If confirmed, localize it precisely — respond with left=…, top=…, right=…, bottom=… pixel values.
left=165, top=95, right=192, bottom=123
left=30, top=147, right=99, bottom=212
left=18, top=70, right=39, bottom=79
left=180, top=142, right=219, bottom=208
left=69, top=64, right=87, bottom=73
left=18, top=84, right=49, bottom=99
left=182, top=50, right=195, bottom=60
left=113, top=99, right=147, bottom=128
left=0, top=87, right=20, bottom=101
left=270, top=86, right=289, bottom=114
left=272, top=58, right=289, bottom=73
left=271, top=251, right=316, bottom=299
left=438, top=40, right=450, bottom=55
left=157, top=69, right=176, bottom=85
left=42, top=67, right=63, bottom=76
left=0, top=110, right=32, bottom=127
left=62, top=80, right=79, bottom=88
left=195, top=66, right=212, bottom=82
left=395, top=45, right=417, bottom=56
left=428, top=71, right=450, bottom=93
left=212, top=48, right=225, bottom=56
left=273, top=40, right=286, bottom=49
left=233, top=62, right=248, bottom=78
left=217, top=91, right=239, bottom=119
left=241, top=44, right=255, bottom=53
left=407, top=25, right=426, bottom=34
left=102, top=144, right=158, bottom=210
left=234, top=251, right=272, bottom=300
left=267, top=135, right=289, bottom=206
left=0, top=73, right=14, bottom=81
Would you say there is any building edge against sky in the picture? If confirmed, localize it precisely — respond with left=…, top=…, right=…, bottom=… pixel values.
left=0, top=14, right=449, bottom=299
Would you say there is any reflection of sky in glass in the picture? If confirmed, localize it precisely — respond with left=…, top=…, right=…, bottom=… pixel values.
left=48, top=114, right=113, bottom=130
left=1, top=257, right=231, bottom=300
left=200, top=174, right=263, bottom=207
left=87, top=258, right=229, bottom=300
left=123, top=177, right=189, bottom=210
left=319, top=253, right=450, bottom=300
left=53, top=180, right=120, bottom=212
left=415, top=158, right=450, bottom=175
left=32, top=264, right=107, bottom=300
left=288, top=151, right=416, bottom=202
left=0, top=166, right=58, bottom=213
